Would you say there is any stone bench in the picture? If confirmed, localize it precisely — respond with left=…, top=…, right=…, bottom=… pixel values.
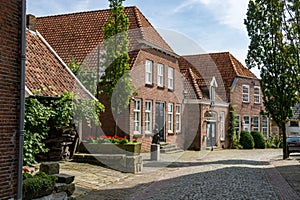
left=72, top=153, right=143, bottom=173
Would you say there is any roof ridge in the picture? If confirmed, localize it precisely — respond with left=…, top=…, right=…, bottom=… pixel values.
left=36, top=6, right=138, bottom=19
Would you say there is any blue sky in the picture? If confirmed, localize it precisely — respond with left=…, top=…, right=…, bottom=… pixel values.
left=27, top=0, right=259, bottom=76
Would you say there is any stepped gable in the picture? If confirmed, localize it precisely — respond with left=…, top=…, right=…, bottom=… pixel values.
left=36, top=6, right=174, bottom=66
left=26, top=29, right=95, bottom=99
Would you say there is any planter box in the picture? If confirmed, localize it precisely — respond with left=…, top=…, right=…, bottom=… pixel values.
left=82, top=143, right=141, bottom=155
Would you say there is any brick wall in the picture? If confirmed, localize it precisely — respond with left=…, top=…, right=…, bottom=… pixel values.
left=230, top=77, right=265, bottom=132
left=0, top=0, right=22, bottom=199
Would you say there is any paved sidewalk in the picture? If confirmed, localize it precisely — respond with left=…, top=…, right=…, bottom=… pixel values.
left=59, top=149, right=300, bottom=199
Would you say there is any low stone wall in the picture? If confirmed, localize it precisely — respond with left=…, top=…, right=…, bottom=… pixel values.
left=73, top=153, right=143, bottom=174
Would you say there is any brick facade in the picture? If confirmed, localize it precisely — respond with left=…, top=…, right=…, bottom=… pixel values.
left=0, top=0, right=22, bottom=199
left=230, top=77, right=266, bottom=135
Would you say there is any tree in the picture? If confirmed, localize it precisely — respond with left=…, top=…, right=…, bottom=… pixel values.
left=227, top=105, right=239, bottom=149
left=100, top=0, right=134, bottom=134
left=245, top=0, right=300, bottom=159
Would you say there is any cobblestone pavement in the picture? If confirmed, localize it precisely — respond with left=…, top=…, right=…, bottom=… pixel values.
left=60, top=149, right=300, bottom=200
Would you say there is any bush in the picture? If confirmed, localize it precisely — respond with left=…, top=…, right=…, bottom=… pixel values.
left=251, top=131, right=266, bottom=149
left=240, top=131, right=254, bottom=149
left=23, top=171, right=57, bottom=200
left=266, top=132, right=283, bottom=148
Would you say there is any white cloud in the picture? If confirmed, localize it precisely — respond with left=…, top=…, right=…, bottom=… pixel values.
left=174, top=0, right=249, bottom=33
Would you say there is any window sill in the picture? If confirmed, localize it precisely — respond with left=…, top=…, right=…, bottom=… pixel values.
left=254, top=102, right=261, bottom=105
left=242, top=101, right=250, bottom=104
left=157, top=86, right=165, bottom=90
left=168, top=88, right=174, bottom=92
left=168, top=131, right=175, bottom=135
left=133, top=132, right=143, bottom=138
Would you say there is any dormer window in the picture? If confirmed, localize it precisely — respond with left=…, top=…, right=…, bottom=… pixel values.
left=210, top=76, right=218, bottom=105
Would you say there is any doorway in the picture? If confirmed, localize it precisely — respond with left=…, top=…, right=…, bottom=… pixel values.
left=206, top=121, right=216, bottom=147
left=155, top=102, right=165, bottom=142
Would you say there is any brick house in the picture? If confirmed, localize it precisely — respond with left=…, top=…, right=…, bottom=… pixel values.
left=33, top=6, right=185, bottom=152
left=0, top=0, right=24, bottom=199
left=181, top=52, right=268, bottom=149
left=25, top=27, right=98, bottom=159
left=286, top=103, right=300, bottom=136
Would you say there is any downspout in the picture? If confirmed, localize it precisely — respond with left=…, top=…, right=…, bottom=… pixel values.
left=17, top=0, right=26, bottom=199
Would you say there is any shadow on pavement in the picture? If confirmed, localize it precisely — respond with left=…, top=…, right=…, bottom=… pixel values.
left=144, top=159, right=270, bottom=168
left=77, top=165, right=280, bottom=200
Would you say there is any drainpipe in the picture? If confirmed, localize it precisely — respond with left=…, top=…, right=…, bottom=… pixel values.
left=17, top=0, right=26, bottom=199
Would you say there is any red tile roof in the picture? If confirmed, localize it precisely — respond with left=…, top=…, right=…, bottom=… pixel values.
left=26, top=29, right=96, bottom=99
left=35, top=6, right=174, bottom=66
left=181, top=52, right=257, bottom=101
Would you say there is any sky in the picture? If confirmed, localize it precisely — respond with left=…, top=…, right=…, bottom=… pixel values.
left=26, top=0, right=259, bottom=77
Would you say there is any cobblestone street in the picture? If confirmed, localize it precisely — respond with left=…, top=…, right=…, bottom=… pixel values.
left=60, top=149, right=300, bottom=200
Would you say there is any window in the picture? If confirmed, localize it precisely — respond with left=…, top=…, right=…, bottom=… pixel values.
left=176, top=104, right=181, bottom=133
left=290, top=121, right=299, bottom=127
left=210, top=86, right=215, bottom=102
left=145, top=60, right=153, bottom=84
left=168, top=67, right=174, bottom=90
left=145, top=100, right=152, bottom=134
left=157, top=64, right=164, bottom=87
left=262, top=117, right=269, bottom=138
left=242, top=85, right=250, bottom=103
left=220, top=112, right=225, bottom=141
left=133, top=99, right=141, bottom=134
left=253, top=116, right=260, bottom=131
left=243, top=116, right=250, bottom=131
left=254, top=86, right=260, bottom=104
left=235, top=115, right=240, bottom=134
left=168, top=103, right=174, bottom=133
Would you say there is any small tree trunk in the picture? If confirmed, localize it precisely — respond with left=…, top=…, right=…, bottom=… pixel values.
left=282, top=124, right=288, bottom=159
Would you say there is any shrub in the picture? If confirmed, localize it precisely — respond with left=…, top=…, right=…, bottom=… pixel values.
left=240, top=131, right=254, bottom=149
left=266, top=132, right=283, bottom=148
left=251, top=131, right=266, bottom=149
left=23, top=171, right=57, bottom=200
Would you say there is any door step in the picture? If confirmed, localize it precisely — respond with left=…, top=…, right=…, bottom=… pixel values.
left=160, top=143, right=184, bottom=154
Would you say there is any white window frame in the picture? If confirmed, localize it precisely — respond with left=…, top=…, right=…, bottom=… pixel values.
left=262, top=117, right=269, bottom=138
left=157, top=63, right=164, bottom=87
left=235, top=115, right=240, bottom=134
left=254, top=86, right=261, bottom=104
left=253, top=116, right=260, bottom=131
left=242, top=85, right=250, bottom=103
left=133, top=99, right=142, bottom=134
left=168, top=103, right=174, bottom=133
left=145, top=100, right=152, bottom=134
left=145, top=60, right=153, bottom=85
left=220, top=112, right=225, bottom=141
left=176, top=104, right=181, bottom=133
left=168, top=67, right=174, bottom=90
left=243, top=116, right=250, bottom=131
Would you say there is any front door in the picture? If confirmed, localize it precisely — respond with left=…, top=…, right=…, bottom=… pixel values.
left=155, top=102, right=165, bottom=142
left=206, top=122, right=216, bottom=147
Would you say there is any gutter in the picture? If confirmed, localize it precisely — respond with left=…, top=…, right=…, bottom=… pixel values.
left=17, top=0, right=26, bottom=199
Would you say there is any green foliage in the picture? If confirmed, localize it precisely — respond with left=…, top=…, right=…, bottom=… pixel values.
left=67, top=58, right=98, bottom=96
left=240, top=131, right=255, bottom=149
left=24, top=92, right=104, bottom=166
left=100, top=0, right=134, bottom=112
left=24, top=98, right=52, bottom=166
left=266, top=132, right=283, bottom=148
left=245, top=0, right=300, bottom=158
left=227, top=105, right=240, bottom=149
left=251, top=131, right=266, bottom=149
left=23, top=171, right=57, bottom=200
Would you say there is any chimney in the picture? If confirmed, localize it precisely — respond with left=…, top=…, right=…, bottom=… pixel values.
left=26, top=14, right=36, bottom=31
